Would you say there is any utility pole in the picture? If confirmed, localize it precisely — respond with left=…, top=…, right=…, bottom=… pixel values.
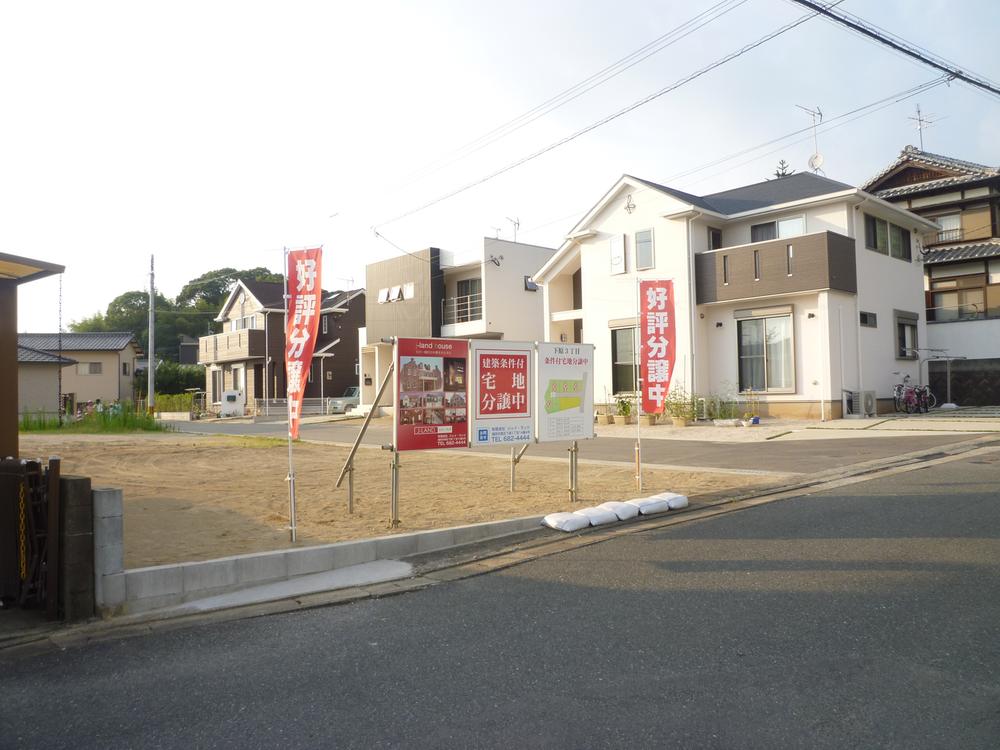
left=148, top=255, right=155, bottom=413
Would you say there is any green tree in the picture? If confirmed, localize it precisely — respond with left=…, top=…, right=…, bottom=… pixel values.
left=772, top=159, right=795, bottom=179
left=175, top=266, right=282, bottom=309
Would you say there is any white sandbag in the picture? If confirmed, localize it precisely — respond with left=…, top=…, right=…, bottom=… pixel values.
left=573, top=506, right=620, bottom=526
left=667, top=494, right=689, bottom=510
left=647, top=490, right=684, bottom=502
left=625, top=497, right=671, bottom=515
left=542, top=512, right=590, bottom=532
left=598, top=501, right=640, bottom=521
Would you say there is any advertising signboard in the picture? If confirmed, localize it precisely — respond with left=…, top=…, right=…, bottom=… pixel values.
left=639, top=279, right=676, bottom=414
left=395, top=337, right=469, bottom=451
left=284, top=247, right=322, bottom=439
left=470, top=340, right=534, bottom=446
left=536, top=342, right=595, bottom=442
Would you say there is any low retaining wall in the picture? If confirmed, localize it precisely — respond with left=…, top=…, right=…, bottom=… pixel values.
left=94, top=509, right=544, bottom=617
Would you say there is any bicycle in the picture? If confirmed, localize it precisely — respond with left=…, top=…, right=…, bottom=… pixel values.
left=891, top=373, right=936, bottom=414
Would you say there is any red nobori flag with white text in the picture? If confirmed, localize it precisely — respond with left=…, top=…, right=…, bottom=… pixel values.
left=285, top=248, right=323, bottom=439
left=639, top=279, right=675, bottom=415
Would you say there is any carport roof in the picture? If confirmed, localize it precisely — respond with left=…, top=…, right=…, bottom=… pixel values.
left=0, top=252, right=64, bottom=285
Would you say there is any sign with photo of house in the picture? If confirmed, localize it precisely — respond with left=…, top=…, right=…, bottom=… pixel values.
left=535, top=342, right=595, bottom=442
left=395, top=337, right=468, bottom=451
left=469, top=340, right=534, bottom=446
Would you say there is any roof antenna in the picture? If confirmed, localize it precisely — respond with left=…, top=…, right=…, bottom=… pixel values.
left=505, top=216, right=520, bottom=242
left=908, top=104, right=941, bottom=150
left=797, top=104, right=824, bottom=174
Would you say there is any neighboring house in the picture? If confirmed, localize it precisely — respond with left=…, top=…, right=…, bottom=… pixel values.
left=862, top=146, right=1000, bottom=405
left=532, top=172, right=938, bottom=419
left=17, top=332, right=141, bottom=407
left=198, top=279, right=365, bottom=412
left=17, top=345, right=76, bottom=416
left=359, top=238, right=555, bottom=411
left=177, top=334, right=200, bottom=365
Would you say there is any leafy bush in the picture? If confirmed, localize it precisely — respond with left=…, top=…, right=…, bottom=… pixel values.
left=135, top=361, right=205, bottom=396
left=154, top=392, right=194, bottom=412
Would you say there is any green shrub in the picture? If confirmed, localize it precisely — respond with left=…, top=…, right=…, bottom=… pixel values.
left=154, top=392, right=194, bottom=412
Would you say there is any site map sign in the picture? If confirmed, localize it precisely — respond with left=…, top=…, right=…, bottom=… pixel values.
left=395, top=337, right=469, bottom=451
left=470, top=340, right=534, bottom=446
left=535, top=342, right=595, bottom=442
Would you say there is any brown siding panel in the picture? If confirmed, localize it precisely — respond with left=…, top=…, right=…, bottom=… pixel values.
left=696, top=231, right=857, bottom=304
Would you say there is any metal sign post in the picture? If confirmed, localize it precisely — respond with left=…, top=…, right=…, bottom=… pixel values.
left=390, top=450, right=400, bottom=528
left=509, top=443, right=530, bottom=492
left=282, top=247, right=297, bottom=543
left=336, top=362, right=395, bottom=513
left=567, top=440, right=579, bottom=502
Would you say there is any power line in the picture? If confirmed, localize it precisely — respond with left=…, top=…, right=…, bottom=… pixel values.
left=786, top=0, right=1000, bottom=99
left=374, top=2, right=840, bottom=230
left=518, top=75, right=949, bottom=238
left=395, top=0, right=749, bottom=188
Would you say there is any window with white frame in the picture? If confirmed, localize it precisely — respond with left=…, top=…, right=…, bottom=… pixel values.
left=736, top=312, right=794, bottom=392
left=635, top=229, right=654, bottom=270
left=750, top=216, right=804, bottom=243
left=611, top=327, right=636, bottom=394
left=934, top=213, right=961, bottom=243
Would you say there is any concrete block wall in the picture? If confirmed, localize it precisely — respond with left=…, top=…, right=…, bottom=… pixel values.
left=93, top=487, right=125, bottom=617
left=118, top=514, right=544, bottom=615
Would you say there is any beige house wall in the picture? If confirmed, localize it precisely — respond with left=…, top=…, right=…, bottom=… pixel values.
left=17, top=363, right=63, bottom=415
left=59, top=343, right=140, bottom=403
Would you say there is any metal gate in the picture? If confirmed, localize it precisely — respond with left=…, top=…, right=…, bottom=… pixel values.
left=0, top=458, right=61, bottom=618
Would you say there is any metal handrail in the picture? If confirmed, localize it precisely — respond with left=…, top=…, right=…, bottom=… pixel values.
left=442, top=292, right=483, bottom=325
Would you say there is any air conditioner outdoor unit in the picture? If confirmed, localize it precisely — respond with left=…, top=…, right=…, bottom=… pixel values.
left=843, top=390, right=877, bottom=419
left=861, top=390, right=877, bottom=417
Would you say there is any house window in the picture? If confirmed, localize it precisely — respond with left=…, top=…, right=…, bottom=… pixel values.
left=308, top=363, right=315, bottom=383
left=751, top=222, right=777, bottom=243
left=122, top=362, right=130, bottom=376
left=786, top=245, right=793, bottom=276
left=635, top=229, right=654, bottom=270
left=737, top=314, right=793, bottom=392
left=934, top=213, right=961, bottom=243
left=708, top=228, right=723, bottom=250
left=77, top=362, right=102, bottom=375
left=859, top=312, right=878, bottom=328
left=932, top=289, right=985, bottom=321
left=722, top=255, right=730, bottom=285
left=895, top=312, right=918, bottom=359
left=455, top=278, right=482, bottom=322
left=753, top=250, right=761, bottom=281
left=211, top=369, right=222, bottom=400
left=322, top=315, right=328, bottom=335
left=611, top=327, right=636, bottom=394
left=777, top=216, right=805, bottom=238
left=865, top=214, right=910, bottom=261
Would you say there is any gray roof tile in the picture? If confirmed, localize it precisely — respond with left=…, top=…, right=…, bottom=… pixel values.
left=17, top=345, right=76, bottom=364
left=18, top=332, right=137, bottom=352
left=922, top=241, right=1000, bottom=264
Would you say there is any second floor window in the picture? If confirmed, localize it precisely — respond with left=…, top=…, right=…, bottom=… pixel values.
left=864, top=214, right=911, bottom=261
left=455, top=278, right=482, bottom=322
left=635, top=229, right=654, bottom=270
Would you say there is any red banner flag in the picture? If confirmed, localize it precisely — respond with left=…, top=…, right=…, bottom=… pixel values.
left=639, top=279, right=675, bottom=415
left=285, top=248, right=323, bottom=439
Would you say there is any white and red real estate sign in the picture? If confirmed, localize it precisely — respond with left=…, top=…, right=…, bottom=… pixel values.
left=395, top=337, right=469, bottom=451
left=639, top=279, right=675, bottom=414
left=284, top=248, right=323, bottom=439
left=470, top=341, right=533, bottom=446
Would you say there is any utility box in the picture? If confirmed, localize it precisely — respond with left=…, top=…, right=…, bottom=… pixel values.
left=219, top=389, right=245, bottom=418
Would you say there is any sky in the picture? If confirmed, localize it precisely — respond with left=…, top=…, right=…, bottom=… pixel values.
left=4, top=0, right=999, bottom=333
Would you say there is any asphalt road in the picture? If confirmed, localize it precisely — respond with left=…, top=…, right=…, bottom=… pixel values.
left=3, top=450, right=999, bottom=748
left=167, top=418, right=979, bottom=474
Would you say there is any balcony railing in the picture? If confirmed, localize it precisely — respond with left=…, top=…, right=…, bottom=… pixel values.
left=199, top=328, right=266, bottom=363
left=922, top=227, right=991, bottom=247
left=926, top=303, right=1000, bottom=323
left=442, top=293, right=483, bottom=325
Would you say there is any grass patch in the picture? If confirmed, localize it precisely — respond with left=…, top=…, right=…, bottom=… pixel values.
left=212, top=435, right=290, bottom=449
left=19, top=405, right=169, bottom=434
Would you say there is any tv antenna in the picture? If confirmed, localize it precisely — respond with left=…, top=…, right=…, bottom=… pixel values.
left=908, top=104, right=942, bottom=150
left=797, top=104, right=824, bottom=173
left=505, top=216, right=520, bottom=242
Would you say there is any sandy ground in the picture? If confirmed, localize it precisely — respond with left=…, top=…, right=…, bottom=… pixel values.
left=19, top=433, right=776, bottom=568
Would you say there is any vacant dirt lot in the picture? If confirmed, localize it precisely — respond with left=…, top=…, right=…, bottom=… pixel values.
left=20, top=433, right=775, bottom=568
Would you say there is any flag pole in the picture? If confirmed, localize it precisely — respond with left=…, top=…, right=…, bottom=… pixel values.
left=635, top=276, right=643, bottom=493
left=283, top=246, right=297, bottom=543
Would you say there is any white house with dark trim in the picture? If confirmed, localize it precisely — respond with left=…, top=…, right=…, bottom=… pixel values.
left=532, top=172, right=938, bottom=418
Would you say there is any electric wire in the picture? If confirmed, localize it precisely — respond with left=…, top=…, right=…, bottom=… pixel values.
left=373, top=2, right=841, bottom=230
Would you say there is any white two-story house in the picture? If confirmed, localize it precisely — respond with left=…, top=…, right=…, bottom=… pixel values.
left=533, top=172, right=938, bottom=418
